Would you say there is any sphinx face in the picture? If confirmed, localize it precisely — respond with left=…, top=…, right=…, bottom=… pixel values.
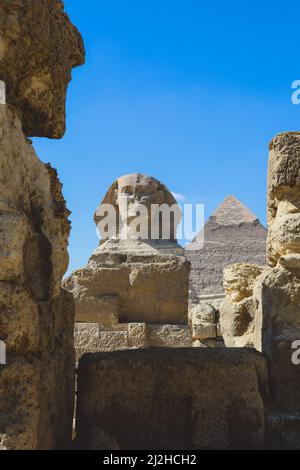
left=95, top=173, right=180, bottom=243
left=0, top=0, right=85, bottom=138
left=117, top=174, right=163, bottom=232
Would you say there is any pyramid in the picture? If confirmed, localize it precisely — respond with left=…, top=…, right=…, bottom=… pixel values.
left=185, top=195, right=267, bottom=300
left=212, top=195, right=258, bottom=225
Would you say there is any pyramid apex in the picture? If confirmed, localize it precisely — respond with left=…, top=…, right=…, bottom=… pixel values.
left=212, top=195, right=258, bottom=226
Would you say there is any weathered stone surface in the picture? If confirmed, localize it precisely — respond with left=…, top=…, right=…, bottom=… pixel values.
left=267, top=132, right=300, bottom=266
left=219, top=263, right=265, bottom=347
left=249, top=132, right=300, bottom=414
left=186, top=195, right=267, bottom=300
left=193, top=338, right=225, bottom=348
left=147, top=324, right=192, bottom=348
left=189, top=303, right=217, bottom=323
left=72, top=293, right=119, bottom=325
left=74, top=323, right=192, bottom=362
left=219, top=132, right=300, bottom=420
left=76, top=348, right=268, bottom=450
left=0, top=105, right=75, bottom=449
left=66, top=251, right=190, bottom=324
left=0, top=0, right=85, bottom=138
left=128, top=322, right=148, bottom=348
left=266, top=413, right=300, bottom=450
left=192, top=322, right=216, bottom=340
left=253, top=266, right=300, bottom=413
left=188, top=302, right=220, bottom=344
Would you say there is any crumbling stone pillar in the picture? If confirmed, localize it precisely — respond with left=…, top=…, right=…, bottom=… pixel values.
left=0, top=0, right=84, bottom=449
left=253, top=132, right=300, bottom=414
left=219, top=132, right=300, bottom=447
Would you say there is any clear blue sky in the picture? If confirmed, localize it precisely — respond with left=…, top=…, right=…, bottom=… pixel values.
left=33, top=0, right=300, bottom=274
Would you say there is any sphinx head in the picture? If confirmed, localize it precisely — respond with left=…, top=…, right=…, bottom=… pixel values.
left=0, top=0, right=85, bottom=138
left=94, top=173, right=181, bottom=243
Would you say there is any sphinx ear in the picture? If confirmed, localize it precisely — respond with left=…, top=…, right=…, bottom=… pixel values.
left=159, top=183, right=177, bottom=206
left=94, top=180, right=118, bottom=225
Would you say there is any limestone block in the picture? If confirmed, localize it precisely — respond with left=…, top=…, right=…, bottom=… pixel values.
left=189, top=303, right=216, bottom=324
left=147, top=324, right=192, bottom=348
left=252, top=263, right=300, bottom=414
left=72, top=293, right=119, bottom=325
left=74, top=323, right=129, bottom=362
left=66, top=251, right=190, bottom=324
left=220, top=263, right=265, bottom=347
left=76, top=348, right=268, bottom=450
left=98, top=331, right=129, bottom=352
left=0, top=0, right=85, bottom=137
left=128, top=323, right=148, bottom=348
left=193, top=339, right=225, bottom=348
left=74, top=322, right=193, bottom=361
left=191, top=322, right=216, bottom=340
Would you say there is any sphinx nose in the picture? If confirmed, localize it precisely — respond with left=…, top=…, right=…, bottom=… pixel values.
left=69, top=25, right=85, bottom=68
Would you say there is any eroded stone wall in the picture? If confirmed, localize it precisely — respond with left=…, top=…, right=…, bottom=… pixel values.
left=76, top=348, right=268, bottom=450
left=0, top=106, right=75, bottom=449
left=0, top=0, right=85, bottom=450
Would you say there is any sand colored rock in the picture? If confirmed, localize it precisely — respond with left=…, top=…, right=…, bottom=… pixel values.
left=251, top=132, right=300, bottom=415
left=219, top=263, right=265, bottom=347
left=267, top=132, right=300, bottom=267
left=0, top=106, right=76, bottom=449
left=188, top=297, right=226, bottom=348
left=0, top=0, right=84, bottom=449
left=0, top=0, right=85, bottom=138
left=253, top=265, right=300, bottom=413
left=219, top=132, right=300, bottom=430
left=66, top=251, right=190, bottom=325
left=76, top=348, right=268, bottom=450
left=74, top=322, right=192, bottom=362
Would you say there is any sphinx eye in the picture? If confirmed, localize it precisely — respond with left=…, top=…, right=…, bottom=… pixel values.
left=122, top=187, right=133, bottom=195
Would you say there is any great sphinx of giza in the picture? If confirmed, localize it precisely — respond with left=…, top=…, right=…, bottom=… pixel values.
left=94, top=173, right=183, bottom=253
left=0, top=0, right=84, bottom=449
left=65, top=173, right=191, bottom=354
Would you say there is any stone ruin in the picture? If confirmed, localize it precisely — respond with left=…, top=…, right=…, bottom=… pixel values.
left=1, top=0, right=300, bottom=452
left=77, top=348, right=267, bottom=450
left=64, top=173, right=192, bottom=360
left=0, top=0, right=85, bottom=450
left=74, top=135, right=300, bottom=449
left=219, top=133, right=300, bottom=447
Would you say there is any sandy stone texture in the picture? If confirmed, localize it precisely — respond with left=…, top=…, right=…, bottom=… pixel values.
left=0, top=0, right=85, bottom=138
left=74, top=322, right=192, bottom=362
left=219, top=263, right=265, bottom=347
left=0, top=105, right=75, bottom=449
left=66, top=251, right=190, bottom=324
left=76, top=348, right=268, bottom=450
